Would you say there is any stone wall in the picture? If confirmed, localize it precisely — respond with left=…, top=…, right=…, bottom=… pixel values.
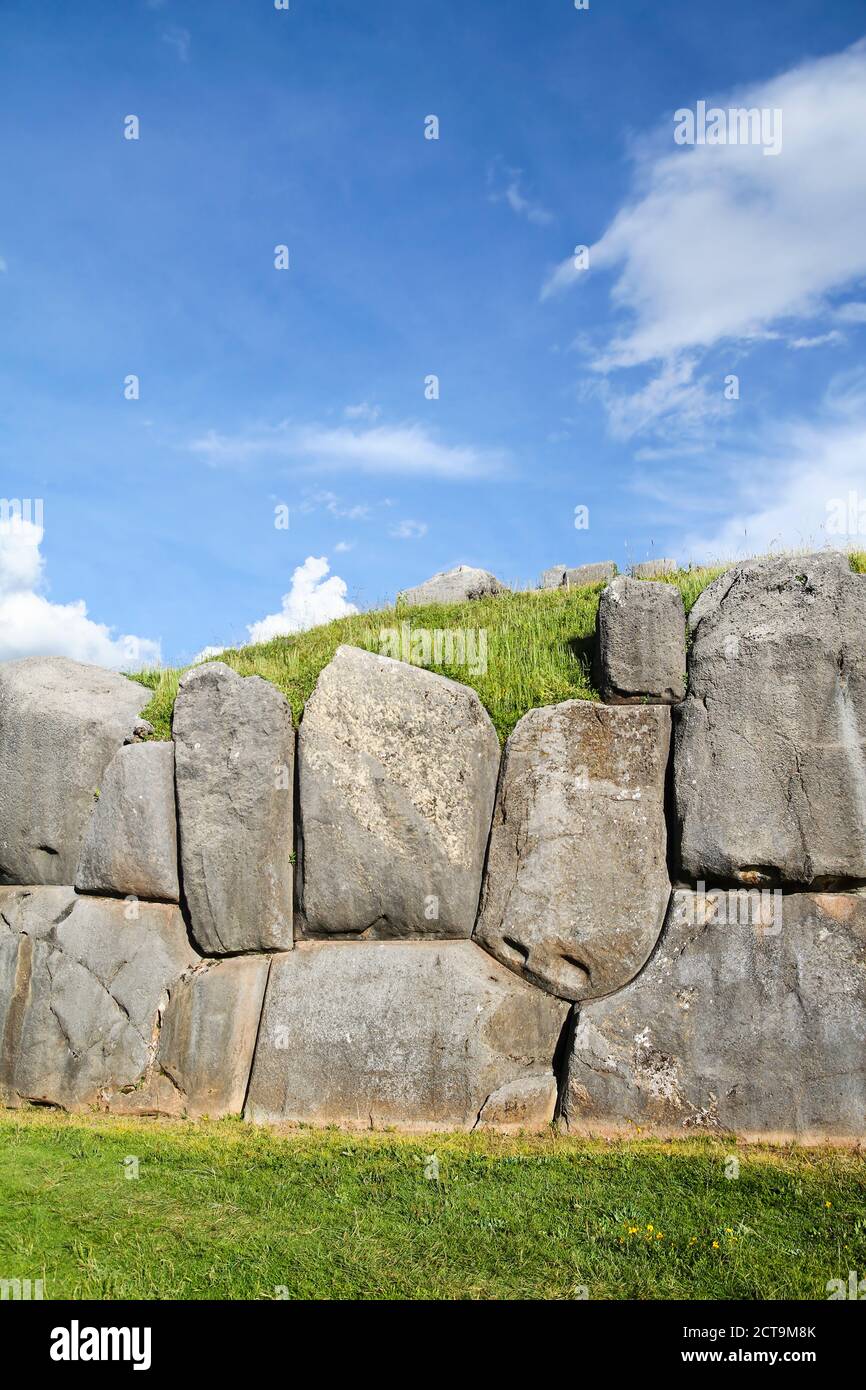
left=0, top=551, right=864, bottom=1140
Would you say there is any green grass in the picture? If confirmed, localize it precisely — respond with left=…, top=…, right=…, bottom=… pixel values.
left=0, top=1111, right=863, bottom=1300
left=129, top=553, right=866, bottom=742
left=129, top=565, right=729, bottom=741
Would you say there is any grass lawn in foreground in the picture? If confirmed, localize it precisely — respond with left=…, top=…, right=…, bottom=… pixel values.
left=0, top=1111, right=863, bottom=1300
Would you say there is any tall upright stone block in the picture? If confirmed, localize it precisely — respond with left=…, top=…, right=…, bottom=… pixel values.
left=76, top=742, right=179, bottom=901
left=0, top=657, right=152, bottom=885
left=475, top=700, right=671, bottom=1000
left=173, top=662, right=294, bottom=954
left=298, top=646, right=500, bottom=938
left=675, top=552, right=866, bottom=884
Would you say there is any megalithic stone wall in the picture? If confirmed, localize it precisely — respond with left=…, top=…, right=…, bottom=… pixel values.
left=0, top=550, right=864, bottom=1138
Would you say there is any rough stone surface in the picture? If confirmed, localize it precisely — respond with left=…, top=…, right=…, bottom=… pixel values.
left=245, top=940, right=568, bottom=1131
left=0, top=657, right=152, bottom=885
left=562, top=888, right=866, bottom=1141
left=116, top=956, right=270, bottom=1118
left=75, top=742, right=179, bottom=902
left=596, top=576, right=686, bottom=704
left=675, top=551, right=866, bottom=885
left=540, top=562, right=616, bottom=589
left=173, top=662, right=294, bottom=954
left=298, top=645, right=500, bottom=938
left=0, top=887, right=198, bottom=1109
left=397, top=565, right=507, bottom=607
left=475, top=700, right=671, bottom=1001
left=632, top=558, right=676, bottom=578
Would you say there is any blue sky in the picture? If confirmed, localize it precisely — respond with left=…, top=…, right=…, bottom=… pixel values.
left=1, top=0, right=865, bottom=666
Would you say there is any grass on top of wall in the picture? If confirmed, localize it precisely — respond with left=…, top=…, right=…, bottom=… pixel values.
left=0, top=1109, right=863, bottom=1301
left=129, top=552, right=866, bottom=744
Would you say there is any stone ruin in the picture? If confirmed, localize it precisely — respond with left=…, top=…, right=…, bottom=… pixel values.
left=0, top=550, right=864, bottom=1140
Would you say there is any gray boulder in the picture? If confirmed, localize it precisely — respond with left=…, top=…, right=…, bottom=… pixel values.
left=0, top=887, right=198, bottom=1110
left=475, top=701, right=671, bottom=1000
left=540, top=562, right=616, bottom=590
left=173, top=662, right=294, bottom=954
left=0, top=657, right=152, bottom=885
left=75, top=742, right=179, bottom=902
left=398, top=565, right=507, bottom=607
left=675, top=551, right=866, bottom=885
left=113, top=956, right=270, bottom=1118
left=562, top=888, right=866, bottom=1140
left=245, top=940, right=568, bottom=1131
left=632, top=558, right=676, bottom=578
left=298, top=645, right=500, bottom=937
left=596, top=576, right=686, bottom=703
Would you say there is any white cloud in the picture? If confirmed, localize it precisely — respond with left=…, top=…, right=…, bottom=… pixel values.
left=344, top=402, right=381, bottom=422
left=246, top=556, right=357, bottom=645
left=789, top=331, right=843, bottom=350
left=389, top=519, right=428, bottom=540
left=189, top=420, right=506, bottom=479
left=488, top=161, right=553, bottom=226
left=162, top=25, right=190, bottom=61
left=679, top=382, right=866, bottom=562
left=334, top=540, right=353, bottom=553
left=543, top=40, right=866, bottom=369
left=0, top=519, right=160, bottom=668
left=836, top=302, right=866, bottom=324
left=592, top=354, right=726, bottom=440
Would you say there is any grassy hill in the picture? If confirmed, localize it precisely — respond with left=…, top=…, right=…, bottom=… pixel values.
left=131, top=553, right=866, bottom=743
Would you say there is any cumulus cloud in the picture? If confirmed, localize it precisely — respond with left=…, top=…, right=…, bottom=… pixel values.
left=246, top=556, right=357, bottom=644
left=0, top=517, right=160, bottom=668
left=189, top=420, right=506, bottom=479
left=544, top=40, right=866, bottom=370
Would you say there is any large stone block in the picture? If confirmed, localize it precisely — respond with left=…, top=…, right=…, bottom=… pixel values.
left=632, top=558, right=676, bottom=578
left=298, top=646, right=500, bottom=937
left=675, top=552, right=866, bottom=885
left=245, top=940, right=568, bottom=1131
left=0, top=887, right=198, bottom=1109
left=75, top=742, right=179, bottom=902
left=474, top=701, right=671, bottom=1000
left=562, top=888, right=866, bottom=1141
left=173, top=662, right=294, bottom=954
left=0, top=657, right=152, bottom=885
left=539, top=562, right=616, bottom=590
left=397, top=565, right=507, bottom=607
left=596, top=576, right=686, bottom=704
left=114, top=956, right=270, bottom=1118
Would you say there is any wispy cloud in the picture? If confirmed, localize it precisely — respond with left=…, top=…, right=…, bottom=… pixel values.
left=488, top=159, right=553, bottom=227
left=389, top=519, right=428, bottom=540
left=343, top=401, right=381, bottom=422
left=161, top=25, right=190, bottom=61
left=543, top=40, right=866, bottom=371
left=188, top=419, right=507, bottom=479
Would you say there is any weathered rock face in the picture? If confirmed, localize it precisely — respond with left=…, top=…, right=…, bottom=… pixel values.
left=0, top=657, right=152, bottom=885
left=298, top=646, right=500, bottom=938
left=596, top=576, right=686, bottom=704
left=75, top=742, right=179, bottom=902
left=245, top=940, right=568, bottom=1131
left=562, top=888, right=866, bottom=1141
left=475, top=701, right=671, bottom=1001
left=675, top=552, right=866, bottom=885
left=173, top=662, right=294, bottom=954
left=539, top=562, right=616, bottom=590
left=398, top=565, right=507, bottom=607
left=139, top=956, right=270, bottom=1118
left=632, top=558, right=676, bottom=578
left=0, top=887, right=198, bottom=1109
